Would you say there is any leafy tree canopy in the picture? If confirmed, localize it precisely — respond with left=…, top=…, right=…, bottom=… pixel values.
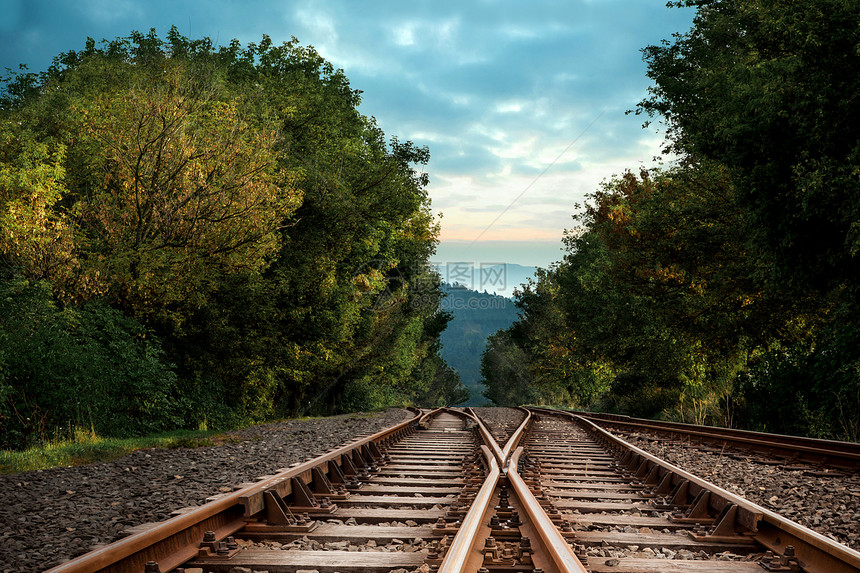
left=637, top=0, right=860, bottom=292
left=484, top=1, right=860, bottom=439
left=0, top=28, right=465, bottom=447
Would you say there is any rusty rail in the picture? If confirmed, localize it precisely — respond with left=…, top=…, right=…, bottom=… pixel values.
left=500, top=407, right=531, bottom=462
left=45, top=409, right=424, bottom=573
left=417, top=406, right=442, bottom=428
left=437, top=408, right=531, bottom=572
left=464, top=407, right=506, bottom=466
left=573, top=409, right=860, bottom=469
left=437, top=445, right=501, bottom=573
left=507, top=446, right=588, bottom=573
left=439, top=407, right=589, bottom=573
left=463, top=406, right=531, bottom=466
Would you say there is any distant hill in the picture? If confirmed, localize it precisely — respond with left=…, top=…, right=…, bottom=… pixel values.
left=438, top=284, right=522, bottom=405
left=433, top=263, right=537, bottom=298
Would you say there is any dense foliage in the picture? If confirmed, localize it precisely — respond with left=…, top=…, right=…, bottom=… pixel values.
left=0, top=29, right=465, bottom=449
left=482, top=0, right=860, bottom=440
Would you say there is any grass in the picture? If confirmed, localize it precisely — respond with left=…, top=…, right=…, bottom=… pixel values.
left=0, top=426, right=224, bottom=474
left=0, top=408, right=395, bottom=474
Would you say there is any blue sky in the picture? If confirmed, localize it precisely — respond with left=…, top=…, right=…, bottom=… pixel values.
left=0, top=0, right=695, bottom=267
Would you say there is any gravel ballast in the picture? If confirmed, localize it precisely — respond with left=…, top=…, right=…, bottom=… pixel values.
left=470, top=407, right=526, bottom=441
left=616, top=429, right=860, bottom=553
left=4, top=407, right=857, bottom=572
left=0, top=408, right=413, bottom=573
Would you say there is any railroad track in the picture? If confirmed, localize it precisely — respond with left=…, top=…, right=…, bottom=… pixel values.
left=572, top=411, right=860, bottom=471
left=46, top=407, right=860, bottom=572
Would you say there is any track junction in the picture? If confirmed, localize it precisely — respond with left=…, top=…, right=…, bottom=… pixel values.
left=44, top=407, right=860, bottom=573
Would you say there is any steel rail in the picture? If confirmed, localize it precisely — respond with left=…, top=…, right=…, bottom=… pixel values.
left=436, top=408, right=531, bottom=572
left=417, top=407, right=440, bottom=428
left=574, top=410, right=860, bottom=468
left=437, top=445, right=501, bottom=573
left=499, top=407, right=531, bottom=463
left=541, top=408, right=860, bottom=573
left=449, top=407, right=586, bottom=573
left=507, top=446, right=589, bottom=573
left=45, top=408, right=425, bottom=573
left=464, top=407, right=506, bottom=466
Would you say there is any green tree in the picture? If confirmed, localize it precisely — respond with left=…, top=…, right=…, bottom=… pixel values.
left=638, top=0, right=860, bottom=293
left=481, top=328, right=536, bottom=407
left=482, top=0, right=859, bottom=435
left=0, top=126, right=76, bottom=287
left=76, top=61, right=295, bottom=322
left=479, top=267, right=612, bottom=409
left=633, top=0, right=860, bottom=433
left=1, top=28, right=453, bottom=437
left=0, top=276, right=181, bottom=449
left=559, top=166, right=778, bottom=422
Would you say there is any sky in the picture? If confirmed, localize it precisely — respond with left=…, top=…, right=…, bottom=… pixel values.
left=0, top=0, right=696, bottom=268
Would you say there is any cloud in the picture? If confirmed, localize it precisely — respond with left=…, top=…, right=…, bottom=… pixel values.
left=0, top=0, right=696, bottom=265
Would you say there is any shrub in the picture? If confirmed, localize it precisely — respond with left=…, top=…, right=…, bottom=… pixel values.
left=0, top=277, right=183, bottom=449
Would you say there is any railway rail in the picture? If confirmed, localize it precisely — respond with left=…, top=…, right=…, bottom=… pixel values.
left=572, top=411, right=860, bottom=471
left=45, top=407, right=860, bottom=573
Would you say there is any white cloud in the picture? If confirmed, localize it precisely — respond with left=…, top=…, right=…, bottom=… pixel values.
left=294, top=7, right=338, bottom=45
left=495, top=100, right=524, bottom=113
left=1, top=0, right=697, bottom=266
left=488, top=137, right=538, bottom=161
left=435, top=17, right=460, bottom=49
left=392, top=24, right=416, bottom=46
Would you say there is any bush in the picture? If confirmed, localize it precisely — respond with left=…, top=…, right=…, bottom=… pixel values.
left=734, top=317, right=860, bottom=441
left=0, top=277, right=183, bottom=449
left=594, top=372, right=682, bottom=420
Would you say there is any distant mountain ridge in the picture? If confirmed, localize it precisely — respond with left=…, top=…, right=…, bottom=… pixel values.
left=438, top=283, right=521, bottom=405
left=432, top=262, right=537, bottom=298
